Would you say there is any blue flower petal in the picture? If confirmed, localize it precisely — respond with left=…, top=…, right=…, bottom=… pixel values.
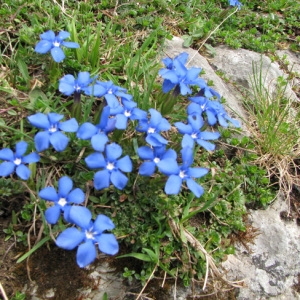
left=110, top=170, right=128, bottom=190
left=51, top=47, right=65, bottom=62
left=34, top=131, right=50, bottom=152
left=97, top=233, right=119, bottom=255
left=188, top=114, right=204, bottom=130
left=85, top=152, right=106, bottom=169
left=0, top=148, right=14, bottom=161
left=181, top=147, right=194, bottom=168
left=49, top=131, right=69, bottom=152
left=57, top=31, right=70, bottom=40
left=179, top=82, right=192, bottom=96
left=61, top=41, right=80, bottom=48
left=45, top=205, right=61, bottom=224
left=206, top=110, right=217, bottom=126
left=59, top=118, right=79, bottom=132
left=157, top=158, right=179, bottom=176
left=28, top=113, right=50, bottom=130
left=35, top=40, right=53, bottom=54
left=16, top=164, right=30, bottom=180
left=77, top=240, right=97, bottom=268
left=40, top=30, right=55, bottom=41
left=105, top=94, right=121, bottom=110
left=162, top=148, right=177, bottom=160
left=39, top=186, right=58, bottom=202
left=200, top=131, right=220, bottom=140
left=48, top=112, right=64, bottom=124
left=67, top=188, right=85, bottom=204
left=149, top=109, right=162, bottom=127
left=186, top=67, right=201, bottom=81
left=138, top=146, right=154, bottom=160
left=217, top=115, right=229, bottom=127
left=58, top=176, right=73, bottom=197
left=91, top=133, right=108, bottom=152
left=115, top=114, right=128, bottom=130
left=186, top=178, right=204, bottom=198
left=146, top=133, right=168, bottom=147
left=188, top=167, right=209, bottom=178
left=0, top=161, right=15, bottom=177
left=69, top=206, right=92, bottom=229
left=56, top=227, right=85, bottom=250
left=165, top=175, right=182, bottom=195
left=85, top=84, right=106, bottom=97
left=94, top=170, right=110, bottom=190
left=77, top=122, right=97, bottom=140
left=197, top=140, right=216, bottom=151
left=139, top=161, right=156, bottom=176
left=175, top=122, right=192, bottom=134
left=162, top=79, right=175, bottom=93
left=77, top=72, right=92, bottom=86
left=94, top=214, right=115, bottom=233
left=22, top=152, right=40, bottom=164
left=181, top=134, right=195, bottom=148
left=106, top=143, right=122, bottom=161
left=116, top=155, right=132, bottom=173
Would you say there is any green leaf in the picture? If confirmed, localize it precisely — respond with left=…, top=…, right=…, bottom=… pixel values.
left=117, top=252, right=153, bottom=262
left=17, top=57, right=30, bottom=83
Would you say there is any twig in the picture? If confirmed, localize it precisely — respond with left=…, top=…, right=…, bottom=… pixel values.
left=0, top=282, right=8, bottom=300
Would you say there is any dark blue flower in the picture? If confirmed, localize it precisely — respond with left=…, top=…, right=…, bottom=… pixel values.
left=138, top=145, right=178, bottom=176
left=85, top=143, right=132, bottom=190
left=229, top=0, right=242, bottom=10
left=28, top=112, right=79, bottom=152
left=39, top=176, right=85, bottom=224
left=159, top=52, right=207, bottom=95
left=136, top=109, right=170, bottom=147
left=85, top=81, right=132, bottom=111
left=175, top=114, right=220, bottom=151
left=59, top=72, right=96, bottom=96
left=0, top=141, right=40, bottom=180
left=56, top=206, right=119, bottom=268
left=77, top=106, right=115, bottom=152
left=35, top=30, right=79, bottom=63
left=164, top=147, right=208, bottom=197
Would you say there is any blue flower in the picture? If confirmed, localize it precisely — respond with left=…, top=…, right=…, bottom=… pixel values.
left=138, top=145, right=178, bottom=176
left=164, top=147, right=208, bottom=198
left=28, top=112, right=79, bottom=152
left=56, top=206, right=119, bottom=268
left=229, top=0, right=242, bottom=10
left=39, top=176, right=85, bottom=224
left=136, top=109, right=170, bottom=147
left=77, top=106, right=115, bottom=152
left=59, top=72, right=96, bottom=96
left=35, top=30, right=79, bottom=63
left=112, top=100, right=147, bottom=130
left=0, top=141, right=40, bottom=180
left=85, top=143, right=132, bottom=190
left=175, top=114, right=220, bottom=151
left=159, top=52, right=207, bottom=95
left=85, top=81, right=132, bottom=111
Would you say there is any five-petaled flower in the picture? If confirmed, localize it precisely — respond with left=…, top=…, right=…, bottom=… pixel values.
left=28, top=112, right=79, bottom=152
left=0, top=141, right=40, bottom=180
left=59, top=72, right=96, bottom=97
left=35, top=30, right=79, bottom=63
left=164, top=147, right=209, bottom=197
left=56, top=206, right=119, bottom=268
left=85, top=143, right=132, bottom=190
left=39, top=176, right=85, bottom=224
left=229, top=0, right=242, bottom=10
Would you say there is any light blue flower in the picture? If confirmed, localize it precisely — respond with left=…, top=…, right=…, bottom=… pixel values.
left=175, top=114, right=220, bottom=151
left=77, top=106, right=115, bottom=152
left=85, top=81, right=132, bottom=111
left=229, top=0, right=242, bottom=10
left=164, top=147, right=208, bottom=198
left=138, top=145, right=178, bottom=176
left=136, top=109, right=170, bottom=147
left=159, top=52, right=207, bottom=95
left=35, top=30, right=79, bottom=63
left=0, top=141, right=40, bottom=180
left=28, top=112, right=79, bottom=152
left=85, top=143, right=132, bottom=190
left=39, top=176, right=85, bottom=224
left=56, top=206, right=119, bottom=268
left=59, top=72, right=96, bottom=96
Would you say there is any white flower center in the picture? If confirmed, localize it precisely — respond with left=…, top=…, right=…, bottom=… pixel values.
left=179, top=170, right=185, bottom=179
left=85, top=230, right=95, bottom=240
left=74, top=84, right=81, bottom=92
left=53, top=41, right=60, bottom=47
left=107, top=162, right=115, bottom=170
left=108, top=88, right=113, bottom=94
left=148, top=127, right=155, bottom=134
left=14, top=158, right=22, bottom=165
left=49, top=125, right=57, bottom=133
left=124, top=110, right=131, bottom=117
left=191, top=133, right=197, bottom=139
left=153, top=157, right=160, bottom=164
left=58, top=197, right=67, bottom=207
